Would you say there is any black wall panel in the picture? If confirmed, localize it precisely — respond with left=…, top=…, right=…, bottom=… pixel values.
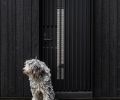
left=94, top=0, right=120, bottom=97
left=0, top=0, right=39, bottom=97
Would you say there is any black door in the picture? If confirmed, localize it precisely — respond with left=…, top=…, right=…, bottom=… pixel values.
left=41, top=0, right=93, bottom=99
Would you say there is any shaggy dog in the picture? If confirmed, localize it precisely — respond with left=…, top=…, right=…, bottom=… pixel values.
left=23, top=58, right=55, bottom=100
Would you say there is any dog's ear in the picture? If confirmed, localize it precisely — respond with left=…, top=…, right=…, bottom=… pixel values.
left=44, top=67, right=50, bottom=74
left=41, top=62, right=50, bottom=74
left=42, top=67, right=51, bottom=78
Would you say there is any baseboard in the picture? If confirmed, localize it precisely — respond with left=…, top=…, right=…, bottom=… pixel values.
left=55, top=91, right=93, bottom=99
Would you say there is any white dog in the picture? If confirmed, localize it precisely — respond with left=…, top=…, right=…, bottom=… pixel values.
left=23, top=58, right=55, bottom=100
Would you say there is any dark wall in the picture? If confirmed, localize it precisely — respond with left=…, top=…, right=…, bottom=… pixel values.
left=94, top=0, right=119, bottom=97
left=0, top=0, right=39, bottom=97
left=1, top=0, right=120, bottom=98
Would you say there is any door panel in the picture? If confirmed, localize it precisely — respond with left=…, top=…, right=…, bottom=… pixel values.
left=41, top=0, right=92, bottom=92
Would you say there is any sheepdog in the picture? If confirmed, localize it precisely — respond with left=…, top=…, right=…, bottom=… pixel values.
left=23, top=58, right=55, bottom=100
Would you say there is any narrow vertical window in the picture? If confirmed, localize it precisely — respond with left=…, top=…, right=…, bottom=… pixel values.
left=57, top=8, right=60, bottom=79
left=57, top=0, right=65, bottom=79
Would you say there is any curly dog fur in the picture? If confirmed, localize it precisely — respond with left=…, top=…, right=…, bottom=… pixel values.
left=23, top=58, right=55, bottom=100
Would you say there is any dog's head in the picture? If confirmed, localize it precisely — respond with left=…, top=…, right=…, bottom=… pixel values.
left=23, top=59, right=50, bottom=79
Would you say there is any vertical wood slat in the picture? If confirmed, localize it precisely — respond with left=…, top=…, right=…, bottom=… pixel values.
left=46, top=0, right=48, bottom=26
left=8, top=0, right=16, bottom=96
left=39, top=0, right=43, bottom=60
left=68, top=0, right=72, bottom=90
left=50, top=0, right=52, bottom=26
left=23, top=0, right=32, bottom=96
left=44, top=0, right=46, bottom=26
left=94, top=0, right=102, bottom=96
left=82, top=0, right=87, bottom=91
left=65, top=0, right=69, bottom=91
left=42, top=0, right=45, bottom=26
left=77, top=0, right=82, bottom=91
left=86, top=0, right=91, bottom=91
left=72, top=0, right=76, bottom=90
left=101, top=0, right=109, bottom=96
left=117, top=0, right=120, bottom=96
left=72, top=0, right=74, bottom=91
left=75, top=0, right=78, bottom=91
left=0, top=0, right=8, bottom=96
left=90, top=0, right=94, bottom=92
left=32, top=0, right=39, bottom=58
left=0, top=2, right=2, bottom=97
left=16, top=0, right=24, bottom=96
left=109, top=0, right=117, bottom=96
